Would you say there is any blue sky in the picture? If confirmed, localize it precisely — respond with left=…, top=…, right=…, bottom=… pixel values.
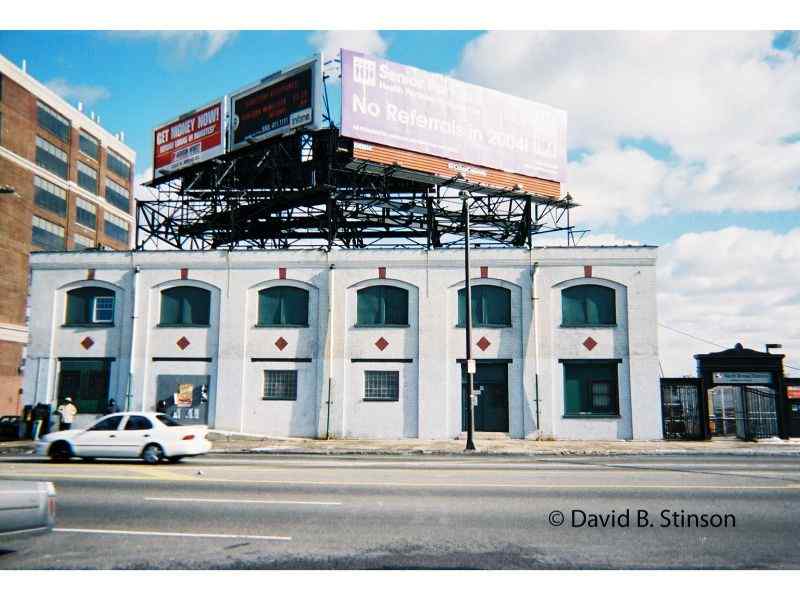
left=0, top=30, right=798, bottom=374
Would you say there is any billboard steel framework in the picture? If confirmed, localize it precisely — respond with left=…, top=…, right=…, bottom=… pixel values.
left=136, top=126, right=584, bottom=251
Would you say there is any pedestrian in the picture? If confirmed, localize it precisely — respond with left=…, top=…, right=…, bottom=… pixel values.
left=104, top=398, right=118, bottom=415
left=156, top=398, right=166, bottom=414
left=57, top=397, right=78, bottom=431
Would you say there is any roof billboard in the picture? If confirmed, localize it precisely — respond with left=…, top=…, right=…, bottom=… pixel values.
left=341, top=49, right=567, bottom=184
left=153, top=98, right=226, bottom=179
left=229, top=55, right=323, bottom=152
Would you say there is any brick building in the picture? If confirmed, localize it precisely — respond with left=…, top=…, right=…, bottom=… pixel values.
left=0, top=54, right=136, bottom=416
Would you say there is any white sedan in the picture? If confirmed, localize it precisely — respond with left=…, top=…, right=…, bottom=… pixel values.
left=36, top=412, right=212, bottom=464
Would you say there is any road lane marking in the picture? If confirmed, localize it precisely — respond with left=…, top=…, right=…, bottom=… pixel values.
left=3, top=471, right=800, bottom=490
left=53, top=528, right=291, bottom=541
left=144, top=496, right=342, bottom=506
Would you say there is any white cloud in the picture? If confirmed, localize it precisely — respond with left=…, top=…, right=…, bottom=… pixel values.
left=308, top=30, right=389, bottom=64
left=134, top=167, right=156, bottom=203
left=111, top=31, right=237, bottom=63
left=45, top=78, right=110, bottom=107
left=657, top=227, right=800, bottom=376
left=456, top=32, right=800, bottom=225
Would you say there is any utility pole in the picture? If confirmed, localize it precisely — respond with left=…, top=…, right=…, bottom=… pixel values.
left=462, top=192, right=476, bottom=451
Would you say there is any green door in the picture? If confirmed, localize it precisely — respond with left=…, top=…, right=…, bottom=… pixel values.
left=462, top=362, right=509, bottom=432
left=57, top=359, right=111, bottom=414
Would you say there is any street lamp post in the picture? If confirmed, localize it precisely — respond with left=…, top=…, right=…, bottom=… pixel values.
left=462, top=192, right=476, bottom=452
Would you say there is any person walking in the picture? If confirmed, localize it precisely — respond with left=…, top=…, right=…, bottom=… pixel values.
left=58, top=397, right=78, bottom=431
left=104, top=398, right=118, bottom=415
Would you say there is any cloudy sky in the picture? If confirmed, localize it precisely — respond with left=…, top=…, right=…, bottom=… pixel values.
left=0, top=29, right=797, bottom=376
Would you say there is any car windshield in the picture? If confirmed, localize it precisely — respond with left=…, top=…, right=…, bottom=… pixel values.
left=156, top=414, right=182, bottom=427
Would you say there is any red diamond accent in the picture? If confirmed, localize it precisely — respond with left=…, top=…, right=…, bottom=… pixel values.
left=275, top=336, right=288, bottom=351
left=583, top=336, right=597, bottom=351
left=476, top=336, right=491, bottom=351
left=80, top=337, right=94, bottom=350
left=176, top=336, right=190, bottom=350
left=375, top=337, right=389, bottom=351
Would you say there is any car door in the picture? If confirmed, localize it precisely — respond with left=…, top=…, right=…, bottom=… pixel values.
left=112, top=415, right=156, bottom=458
left=71, top=415, right=124, bottom=457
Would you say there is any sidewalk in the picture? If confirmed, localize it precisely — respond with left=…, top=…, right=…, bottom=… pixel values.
left=3, top=435, right=799, bottom=458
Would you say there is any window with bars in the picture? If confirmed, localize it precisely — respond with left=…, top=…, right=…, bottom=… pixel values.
left=79, top=131, right=99, bottom=161
left=107, top=149, right=131, bottom=180
left=105, top=178, right=130, bottom=212
left=363, top=371, right=399, bottom=402
left=104, top=213, right=130, bottom=245
left=76, top=197, right=97, bottom=230
left=33, top=175, right=67, bottom=217
left=77, top=161, right=98, bottom=194
left=457, top=285, right=511, bottom=327
left=257, top=286, right=309, bottom=326
left=31, top=215, right=64, bottom=251
left=73, top=232, right=94, bottom=250
left=35, top=136, right=68, bottom=179
left=262, top=370, right=298, bottom=401
left=356, top=285, right=409, bottom=326
left=561, top=285, right=616, bottom=326
left=562, top=361, right=620, bottom=417
left=37, top=101, right=70, bottom=143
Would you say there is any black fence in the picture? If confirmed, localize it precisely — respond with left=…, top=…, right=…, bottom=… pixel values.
left=660, top=378, right=704, bottom=440
left=735, top=386, right=779, bottom=441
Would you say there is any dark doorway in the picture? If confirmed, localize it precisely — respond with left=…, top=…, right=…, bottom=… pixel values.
left=462, top=362, right=509, bottom=433
left=788, top=381, right=800, bottom=438
left=57, top=359, right=111, bottom=414
left=155, top=374, right=210, bottom=425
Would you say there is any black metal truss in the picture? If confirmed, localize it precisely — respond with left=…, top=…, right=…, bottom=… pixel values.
left=136, top=127, right=582, bottom=251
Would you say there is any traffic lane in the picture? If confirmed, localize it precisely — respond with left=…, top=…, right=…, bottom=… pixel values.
left=3, top=472, right=800, bottom=569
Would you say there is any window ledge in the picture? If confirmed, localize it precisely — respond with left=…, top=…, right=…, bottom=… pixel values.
left=62, top=323, right=114, bottom=329
left=562, top=413, right=621, bottom=419
left=454, top=324, right=512, bottom=329
left=363, top=398, right=400, bottom=402
left=157, top=323, right=210, bottom=329
left=560, top=323, right=617, bottom=328
left=354, top=324, right=410, bottom=329
left=254, top=324, right=309, bottom=329
left=261, top=397, right=297, bottom=402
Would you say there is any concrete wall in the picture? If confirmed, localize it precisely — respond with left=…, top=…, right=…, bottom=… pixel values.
left=23, top=246, right=662, bottom=440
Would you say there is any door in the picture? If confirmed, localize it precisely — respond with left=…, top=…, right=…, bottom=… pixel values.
left=660, top=378, right=703, bottom=440
left=112, top=415, right=156, bottom=458
left=71, top=414, right=124, bottom=457
left=708, top=386, right=739, bottom=436
left=57, top=359, right=110, bottom=415
left=462, top=362, right=509, bottom=433
left=788, top=385, right=800, bottom=438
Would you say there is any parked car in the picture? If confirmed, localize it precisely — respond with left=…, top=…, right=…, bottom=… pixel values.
left=35, top=412, right=211, bottom=464
left=0, top=481, right=56, bottom=539
left=0, top=415, right=22, bottom=441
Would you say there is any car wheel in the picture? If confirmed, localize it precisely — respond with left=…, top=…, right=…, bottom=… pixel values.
left=49, top=441, right=72, bottom=462
left=167, top=456, right=183, bottom=464
left=142, top=443, right=165, bottom=465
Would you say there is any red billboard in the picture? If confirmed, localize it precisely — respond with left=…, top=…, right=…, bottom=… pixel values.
left=153, top=98, right=226, bottom=178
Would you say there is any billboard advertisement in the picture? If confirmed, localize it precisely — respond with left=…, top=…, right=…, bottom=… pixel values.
left=153, top=98, right=226, bottom=179
left=229, top=55, right=322, bottom=152
left=341, top=49, right=567, bottom=184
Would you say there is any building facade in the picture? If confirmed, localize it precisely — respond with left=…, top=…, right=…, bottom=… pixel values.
left=23, top=246, right=662, bottom=440
left=0, top=54, right=136, bottom=415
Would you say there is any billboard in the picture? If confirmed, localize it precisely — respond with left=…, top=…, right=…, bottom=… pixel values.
left=153, top=98, right=226, bottom=179
left=341, top=49, right=567, bottom=184
left=229, top=55, right=322, bottom=152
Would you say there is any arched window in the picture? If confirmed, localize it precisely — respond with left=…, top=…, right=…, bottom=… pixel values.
left=356, top=285, right=409, bottom=326
left=159, top=286, right=210, bottom=326
left=457, top=285, right=511, bottom=327
left=65, top=286, right=115, bottom=325
left=258, top=286, right=309, bottom=326
left=561, top=285, right=616, bottom=326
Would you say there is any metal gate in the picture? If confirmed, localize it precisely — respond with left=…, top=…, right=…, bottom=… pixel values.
left=735, top=386, right=779, bottom=440
left=660, top=378, right=704, bottom=440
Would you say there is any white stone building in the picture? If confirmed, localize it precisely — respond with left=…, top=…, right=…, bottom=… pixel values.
left=23, top=246, right=662, bottom=440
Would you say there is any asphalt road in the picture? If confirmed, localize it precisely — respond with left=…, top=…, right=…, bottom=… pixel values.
left=1, top=453, right=799, bottom=569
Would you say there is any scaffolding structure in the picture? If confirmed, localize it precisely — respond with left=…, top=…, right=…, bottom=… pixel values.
left=137, top=125, right=583, bottom=251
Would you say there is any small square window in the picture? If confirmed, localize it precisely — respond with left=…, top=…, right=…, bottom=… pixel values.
left=93, top=297, right=114, bottom=323
left=262, top=370, right=297, bottom=401
left=364, top=370, right=399, bottom=402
